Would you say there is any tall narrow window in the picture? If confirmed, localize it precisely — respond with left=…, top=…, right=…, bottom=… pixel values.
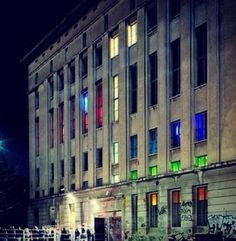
left=96, top=81, right=103, bottom=128
left=82, top=32, right=87, bottom=48
left=113, top=142, right=119, bottom=164
left=171, top=120, right=181, bottom=148
left=68, top=60, right=75, bottom=84
left=35, top=91, right=39, bottom=109
left=147, top=192, right=158, bottom=228
left=71, top=156, right=76, bottom=175
left=195, top=112, right=207, bottom=142
left=35, top=117, right=39, bottom=156
left=196, top=186, right=208, bottom=226
left=49, top=109, right=54, bottom=148
left=96, top=178, right=103, bottom=187
left=35, top=73, right=38, bottom=84
left=171, top=190, right=181, bottom=227
left=59, top=103, right=64, bottom=144
left=50, top=60, right=53, bottom=74
left=65, top=48, right=68, bottom=62
left=83, top=152, right=88, bottom=171
left=49, top=76, right=54, bottom=99
left=80, top=53, right=88, bottom=78
left=50, top=163, right=54, bottom=184
left=169, top=0, right=180, bottom=20
left=58, top=68, right=64, bottom=91
left=130, top=64, right=137, bottom=114
left=96, top=148, right=103, bottom=168
left=149, top=128, right=157, bottom=154
left=113, top=75, right=119, bottom=121
left=131, top=194, right=138, bottom=233
left=61, top=160, right=64, bottom=178
left=82, top=90, right=88, bottom=134
left=196, top=23, right=207, bottom=86
left=147, top=0, right=157, bottom=31
left=70, top=96, right=75, bottom=139
left=130, top=135, right=138, bottom=159
left=36, top=168, right=40, bottom=187
left=170, top=39, right=180, bottom=97
left=149, top=52, right=157, bottom=106
left=110, top=31, right=119, bottom=58
left=127, top=17, right=137, bottom=47
left=95, top=44, right=102, bottom=68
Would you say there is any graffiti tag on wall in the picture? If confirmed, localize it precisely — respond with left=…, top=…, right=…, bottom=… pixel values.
left=181, top=201, right=192, bottom=222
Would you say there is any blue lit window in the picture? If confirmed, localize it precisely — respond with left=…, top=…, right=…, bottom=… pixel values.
left=195, top=112, right=207, bottom=141
left=130, top=135, right=138, bottom=159
left=149, top=128, right=157, bottom=154
left=81, top=90, right=88, bottom=133
left=171, top=120, right=181, bottom=148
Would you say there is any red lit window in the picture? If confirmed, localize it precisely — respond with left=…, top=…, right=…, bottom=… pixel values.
left=49, top=109, right=54, bottom=148
left=59, top=103, right=64, bottom=143
left=96, top=81, right=103, bottom=128
left=196, top=186, right=208, bottom=226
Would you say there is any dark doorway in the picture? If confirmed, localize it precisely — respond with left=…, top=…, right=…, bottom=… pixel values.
left=95, top=218, right=106, bottom=241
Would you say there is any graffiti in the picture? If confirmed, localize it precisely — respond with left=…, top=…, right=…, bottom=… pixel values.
left=158, top=206, right=167, bottom=216
left=208, top=214, right=236, bottom=238
left=181, top=201, right=192, bottom=222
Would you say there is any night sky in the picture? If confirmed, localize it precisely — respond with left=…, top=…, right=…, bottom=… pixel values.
left=0, top=0, right=80, bottom=176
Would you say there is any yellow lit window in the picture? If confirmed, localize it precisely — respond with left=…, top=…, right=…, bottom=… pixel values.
left=110, top=34, right=119, bottom=58
left=151, top=193, right=158, bottom=206
left=127, top=21, right=137, bottom=47
left=113, top=75, right=119, bottom=121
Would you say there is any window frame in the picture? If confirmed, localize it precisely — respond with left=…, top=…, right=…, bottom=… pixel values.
left=169, top=189, right=181, bottom=227
left=130, top=135, right=138, bottom=159
left=149, top=128, right=158, bottom=155
left=195, top=111, right=207, bottom=142
left=96, top=81, right=103, bottom=128
left=170, top=120, right=181, bottom=148
left=110, top=30, right=119, bottom=58
left=147, top=192, right=158, bottom=228
left=127, top=17, right=137, bottom=47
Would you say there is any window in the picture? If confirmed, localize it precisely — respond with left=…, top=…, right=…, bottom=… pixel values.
left=80, top=54, right=88, bottom=78
left=170, top=160, right=181, bottom=172
left=195, top=155, right=208, bottom=168
left=82, top=32, right=86, bottom=48
left=71, top=156, right=76, bottom=175
left=195, top=111, right=207, bottom=141
left=149, top=52, right=158, bottom=106
left=104, top=14, right=108, bottom=31
left=113, top=75, right=119, bottom=121
left=169, top=0, right=180, bottom=20
left=49, top=109, right=54, bottom=148
left=149, top=165, right=158, bottom=177
left=171, top=120, right=181, bottom=148
left=130, top=135, right=138, bottom=159
left=195, top=186, right=208, bottom=226
left=131, top=194, right=138, bottom=233
left=147, top=192, right=158, bottom=228
left=71, top=184, right=76, bottom=191
left=35, top=91, right=39, bottom=109
left=130, top=64, right=138, bottom=114
left=35, top=73, right=38, bottom=84
left=170, top=190, right=181, bottom=227
left=82, top=181, right=88, bottom=189
left=68, top=60, right=75, bottom=84
left=149, top=128, right=158, bottom=154
left=96, top=81, right=103, bottom=128
left=65, top=48, right=68, bottom=62
left=49, top=76, right=54, bottom=99
left=96, top=178, right=103, bottom=187
left=130, top=170, right=138, bottom=180
left=58, top=68, right=64, bottom=91
left=127, top=17, right=137, bottom=47
left=49, top=187, right=54, bottom=196
left=130, top=0, right=136, bottom=10
left=35, top=117, right=39, bottom=156
left=95, top=44, right=102, bottom=68
left=50, top=163, right=54, bottom=183
left=113, top=142, right=119, bottom=164
left=110, top=31, right=119, bottom=58
left=50, top=60, right=53, bottom=74
left=83, top=152, right=88, bottom=171
left=61, top=160, right=64, bottom=178
left=36, top=168, right=40, bottom=187
left=70, top=96, right=75, bottom=139
left=81, top=90, right=88, bottom=134
left=170, top=38, right=180, bottom=97
left=59, top=103, right=64, bottom=143
left=196, top=23, right=207, bottom=86
left=147, top=0, right=157, bottom=31
left=112, top=174, right=120, bottom=184
left=96, top=148, right=103, bottom=168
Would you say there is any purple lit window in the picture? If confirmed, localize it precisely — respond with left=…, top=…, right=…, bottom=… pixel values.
left=195, top=112, right=207, bottom=142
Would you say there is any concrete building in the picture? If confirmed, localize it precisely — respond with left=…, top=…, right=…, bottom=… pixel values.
left=24, top=0, right=236, bottom=240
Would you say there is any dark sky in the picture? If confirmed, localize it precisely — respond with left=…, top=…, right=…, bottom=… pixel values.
left=0, top=0, right=80, bottom=176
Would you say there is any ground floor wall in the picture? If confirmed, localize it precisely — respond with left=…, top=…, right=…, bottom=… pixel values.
left=28, top=162, right=236, bottom=240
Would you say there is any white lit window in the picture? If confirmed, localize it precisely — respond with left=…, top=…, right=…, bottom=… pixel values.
left=110, top=34, right=119, bottom=58
left=127, top=21, right=137, bottom=47
left=113, top=75, right=119, bottom=121
left=113, top=142, right=119, bottom=164
left=112, top=174, right=120, bottom=184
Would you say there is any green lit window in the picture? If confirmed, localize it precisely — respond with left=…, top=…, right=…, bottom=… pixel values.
left=149, top=165, right=158, bottom=177
left=130, top=170, right=138, bottom=180
left=170, top=160, right=181, bottom=172
left=195, top=155, right=208, bottom=167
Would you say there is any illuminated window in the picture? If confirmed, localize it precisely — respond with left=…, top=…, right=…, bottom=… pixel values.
left=149, top=165, right=158, bottom=177
left=68, top=60, right=75, bottom=84
left=196, top=186, right=208, bottom=226
left=70, top=96, right=75, bottom=139
left=49, top=109, right=54, bottom=148
left=81, top=90, right=88, bottom=134
left=130, top=135, right=138, bottom=159
left=130, top=64, right=137, bottom=114
left=113, top=75, right=119, bottom=121
left=170, top=120, right=181, bottom=148
left=170, top=160, right=181, bottom=172
left=195, top=111, right=207, bottom=142
left=170, top=190, right=181, bottom=227
left=58, top=68, right=64, bottom=91
left=96, top=81, right=103, bottom=128
left=147, top=192, right=158, bottom=228
left=130, top=170, right=138, bottom=180
left=71, top=156, right=75, bottom=175
left=110, top=31, right=119, bottom=58
left=149, top=128, right=157, bottom=154
left=149, top=52, right=158, bottom=106
left=59, top=103, right=64, bottom=143
left=127, top=18, right=137, bottom=47
left=195, top=155, right=208, bottom=168
left=35, top=117, right=39, bottom=156
left=147, top=0, right=157, bottom=31
left=113, top=142, right=119, bottom=164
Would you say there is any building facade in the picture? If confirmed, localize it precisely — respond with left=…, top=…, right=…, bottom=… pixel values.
left=26, top=0, right=236, bottom=240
